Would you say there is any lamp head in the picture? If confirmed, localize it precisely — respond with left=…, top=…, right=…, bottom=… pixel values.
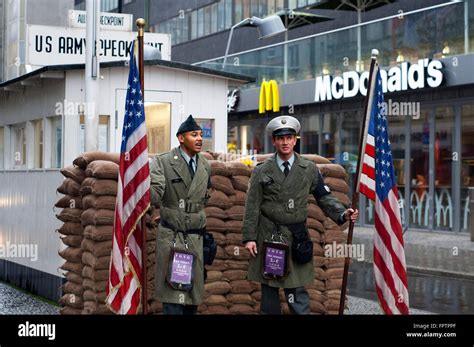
left=250, top=15, right=286, bottom=39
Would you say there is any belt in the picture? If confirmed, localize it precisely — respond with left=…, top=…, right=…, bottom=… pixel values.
left=161, top=201, right=204, bottom=213
left=160, top=219, right=206, bottom=235
left=260, top=210, right=306, bottom=230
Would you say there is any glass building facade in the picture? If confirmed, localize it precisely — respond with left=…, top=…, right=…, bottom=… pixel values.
left=198, top=1, right=474, bottom=233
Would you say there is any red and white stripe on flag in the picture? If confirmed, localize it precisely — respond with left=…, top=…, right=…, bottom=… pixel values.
left=106, top=44, right=150, bottom=315
left=359, top=63, right=410, bottom=315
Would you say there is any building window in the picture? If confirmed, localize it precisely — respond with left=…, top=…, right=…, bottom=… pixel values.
left=197, top=8, right=204, bottom=38
left=225, top=0, right=232, bottom=29
left=0, top=127, right=4, bottom=170
left=409, top=110, right=430, bottom=229
left=80, top=115, right=109, bottom=153
left=145, top=102, right=171, bottom=154
left=11, top=123, right=26, bottom=169
left=235, top=0, right=243, bottom=23
left=461, top=105, right=474, bottom=231
left=211, top=3, right=218, bottom=34
left=195, top=118, right=215, bottom=152
left=32, top=119, right=43, bottom=169
left=50, top=116, right=62, bottom=169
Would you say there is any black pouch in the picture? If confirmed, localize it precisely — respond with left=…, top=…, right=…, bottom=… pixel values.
left=287, top=223, right=313, bottom=264
left=166, top=246, right=197, bottom=292
left=202, top=231, right=217, bottom=266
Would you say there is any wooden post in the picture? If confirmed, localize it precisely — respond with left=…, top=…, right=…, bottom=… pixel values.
left=136, top=17, right=148, bottom=316
left=339, top=49, right=379, bottom=315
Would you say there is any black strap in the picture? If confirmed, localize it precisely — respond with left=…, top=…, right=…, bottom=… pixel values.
left=160, top=219, right=205, bottom=235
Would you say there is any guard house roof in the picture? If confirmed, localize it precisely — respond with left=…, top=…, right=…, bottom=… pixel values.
left=0, top=59, right=255, bottom=88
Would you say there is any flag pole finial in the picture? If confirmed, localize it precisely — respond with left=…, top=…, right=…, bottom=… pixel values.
left=371, top=49, right=379, bottom=59
left=135, top=18, right=145, bottom=36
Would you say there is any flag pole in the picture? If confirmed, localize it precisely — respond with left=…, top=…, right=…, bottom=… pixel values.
left=136, top=17, right=148, bottom=316
left=339, top=49, right=379, bottom=315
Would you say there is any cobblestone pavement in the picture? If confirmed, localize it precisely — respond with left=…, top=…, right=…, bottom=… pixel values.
left=0, top=282, right=59, bottom=315
left=1, top=281, right=434, bottom=315
left=346, top=295, right=434, bottom=315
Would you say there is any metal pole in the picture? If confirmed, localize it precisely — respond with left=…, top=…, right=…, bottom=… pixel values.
left=465, top=0, right=469, bottom=54
left=339, top=49, right=379, bottom=315
left=136, top=18, right=148, bottom=315
left=85, top=0, right=100, bottom=151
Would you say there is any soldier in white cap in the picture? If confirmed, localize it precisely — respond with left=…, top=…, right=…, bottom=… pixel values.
left=242, top=115, right=359, bottom=314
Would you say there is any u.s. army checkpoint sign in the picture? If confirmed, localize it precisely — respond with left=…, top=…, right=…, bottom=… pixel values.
left=27, top=24, right=171, bottom=66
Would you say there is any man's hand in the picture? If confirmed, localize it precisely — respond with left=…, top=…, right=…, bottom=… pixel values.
left=245, top=241, right=258, bottom=257
left=344, top=208, right=359, bottom=222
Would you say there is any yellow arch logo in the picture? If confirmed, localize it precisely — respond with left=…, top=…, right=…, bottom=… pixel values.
left=259, top=80, right=280, bottom=114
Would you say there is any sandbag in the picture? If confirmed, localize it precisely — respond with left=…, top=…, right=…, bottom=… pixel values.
left=211, top=176, right=235, bottom=195
left=306, top=218, right=325, bottom=233
left=207, top=190, right=233, bottom=209
left=204, top=281, right=231, bottom=295
left=324, top=229, right=347, bottom=244
left=205, top=270, right=223, bottom=283
left=82, top=195, right=116, bottom=211
left=226, top=205, right=244, bottom=221
left=229, top=190, right=246, bottom=206
left=59, top=247, right=83, bottom=263
left=83, top=289, right=107, bottom=303
left=82, top=251, right=110, bottom=270
left=204, top=206, right=227, bottom=219
left=203, top=295, right=228, bottom=306
left=82, top=301, right=113, bottom=315
left=81, top=208, right=115, bottom=226
left=85, top=160, right=119, bottom=179
left=230, top=280, right=258, bottom=294
left=301, top=154, right=331, bottom=164
left=229, top=304, right=256, bottom=314
left=80, top=177, right=118, bottom=196
left=57, top=208, right=82, bottom=223
left=59, top=293, right=83, bottom=309
left=57, top=222, right=83, bottom=236
left=317, top=164, right=348, bottom=180
left=65, top=271, right=83, bottom=285
left=82, top=266, right=109, bottom=282
left=225, top=220, right=243, bottom=233
left=307, top=204, right=326, bottom=222
left=81, top=238, right=112, bottom=258
left=83, top=225, right=113, bottom=241
left=324, top=177, right=349, bottom=194
left=225, top=161, right=251, bottom=177
left=83, top=278, right=108, bottom=292
left=55, top=195, right=83, bottom=209
left=57, top=178, right=81, bottom=196
left=73, top=151, right=120, bottom=169
left=63, top=281, right=84, bottom=296
left=206, top=218, right=227, bottom=232
left=60, top=165, right=86, bottom=184
left=61, top=235, right=83, bottom=248
left=60, top=261, right=84, bottom=276
left=231, top=175, right=249, bottom=192
left=332, top=191, right=351, bottom=207
left=209, top=160, right=231, bottom=177
left=225, top=245, right=249, bottom=260
left=222, top=270, right=247, bottom=281
left=60, top=306, right=83, bottom=315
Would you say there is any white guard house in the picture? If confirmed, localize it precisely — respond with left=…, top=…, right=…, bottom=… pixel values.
left=0, top=60, right=252, bottom=301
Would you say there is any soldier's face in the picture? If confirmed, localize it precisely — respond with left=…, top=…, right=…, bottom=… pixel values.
left=272, top=134, right=297, bottom=156
left=178, top=130, right=203, bottom=155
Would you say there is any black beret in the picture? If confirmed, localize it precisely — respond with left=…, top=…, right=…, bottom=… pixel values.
left=176, top=115, right=202, bottom=136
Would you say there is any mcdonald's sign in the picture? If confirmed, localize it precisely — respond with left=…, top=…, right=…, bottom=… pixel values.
left=259, top=80, right=280, bottom=114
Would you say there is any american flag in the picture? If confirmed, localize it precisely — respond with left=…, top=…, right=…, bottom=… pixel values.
left=106, top=43, right=150, bottom=314
left=359, top=66, right=410, bottom=315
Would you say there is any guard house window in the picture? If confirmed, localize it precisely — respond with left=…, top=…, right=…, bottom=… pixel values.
left=80, top=115, right=110, bottom=153
left=0, top=127, right=4, bottom=170
left=145, top=102, right=171, bottom=155
left=32, top=119, right=44, bottom=169
left=50, top=116, right=62, bottom=169
left=11, top=123, right=26, bottom=169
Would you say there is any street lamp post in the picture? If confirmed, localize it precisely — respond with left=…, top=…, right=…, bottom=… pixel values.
left=222, top=15, right=286, bottom=69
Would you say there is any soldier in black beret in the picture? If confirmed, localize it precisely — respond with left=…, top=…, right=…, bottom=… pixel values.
left=149, top=115, right=213, bottom=315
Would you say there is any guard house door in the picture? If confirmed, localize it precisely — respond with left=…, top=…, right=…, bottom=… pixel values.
left=115, top=89, right=182, bottom=155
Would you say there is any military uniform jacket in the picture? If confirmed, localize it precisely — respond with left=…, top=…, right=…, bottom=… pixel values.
left=242, top=153, right=347, bottom=288
left=150, top=147, right=211, bottom=305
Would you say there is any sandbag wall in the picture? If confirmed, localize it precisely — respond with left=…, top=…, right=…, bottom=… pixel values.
left=198, top=152, right=350, bottom=315
left=56, top=165, right=86, bottom=315
left=56, top=151, right=350, bottom=314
